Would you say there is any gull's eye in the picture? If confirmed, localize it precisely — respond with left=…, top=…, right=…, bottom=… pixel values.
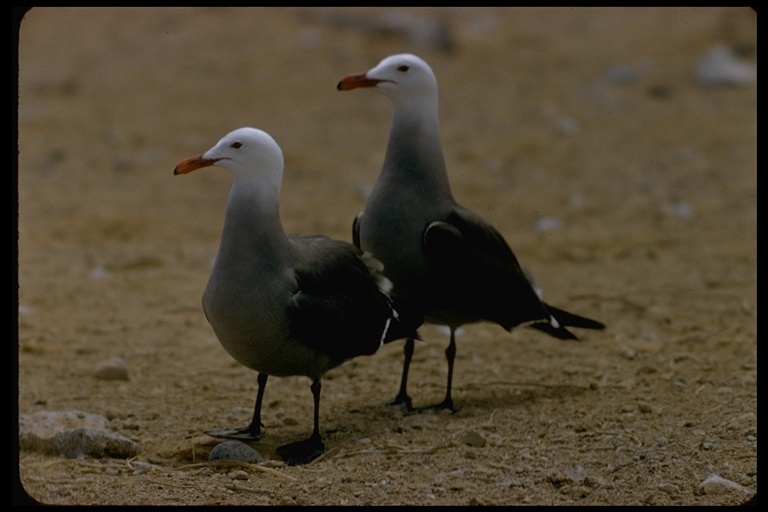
left=397, top=65, right=409, bottom=72
left=231, top=141, right=243, bottom=149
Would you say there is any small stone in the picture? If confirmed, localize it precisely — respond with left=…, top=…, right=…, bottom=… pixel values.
left=660, top=202, right=693, bottom=219
left=565, top=465, right=588, bottom=484
left=658, top=482, right=679, bottom=494
left=553, top=117, right=580, bottom=135
left=697, top=473, right=752, bottom=495
left=568, top=193, right=585, bottom=208
left=638, top=403, right=653, bottom=414
left=209, top=440, right=266, bottom=464
left=130, top=461, right=153, bottom=475
left=696, top=45, right=756, bottom=87
left=603, top=65, right=640, bottom=85
left=459, top=430, right=486, bottom=448
left=726, top=412, right=756, bottom=431
left=94, top=356, right=129, bottom=381
left=617, top=346, right=636, bottom=360
left=535, top=216, right=563, bottom=232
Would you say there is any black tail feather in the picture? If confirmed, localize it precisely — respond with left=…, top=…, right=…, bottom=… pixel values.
left=544, top=303, right=606, bottom=330
left=529, top=303, right=605, bottom=341
left=530, top=321, right=580, bottom=341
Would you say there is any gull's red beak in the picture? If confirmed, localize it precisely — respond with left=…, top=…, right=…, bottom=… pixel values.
left=337, top=72, right=383, bottom=91
left=174, top=155, right=218, bottom=175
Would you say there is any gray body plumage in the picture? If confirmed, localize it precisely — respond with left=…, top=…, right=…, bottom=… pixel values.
left=338, top=54, right=604, bottom=410
left=175, top=127, right=420, bottom=463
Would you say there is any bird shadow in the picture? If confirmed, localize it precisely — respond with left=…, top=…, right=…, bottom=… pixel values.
left=453, top=379, right=592, bottom=411
left=321, top=380, right=592, bottom=444
left=163, top=380, right=590, bottom=466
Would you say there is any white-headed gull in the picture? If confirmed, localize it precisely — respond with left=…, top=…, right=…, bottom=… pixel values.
left=174, top=127, right=422, bottom=464
left=337, top=54, right=604, bottom=411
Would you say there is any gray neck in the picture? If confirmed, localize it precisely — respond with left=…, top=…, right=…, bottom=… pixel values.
left=214, top=179, right=293, bottom=275
left=378, top=100, right=453, bottom=201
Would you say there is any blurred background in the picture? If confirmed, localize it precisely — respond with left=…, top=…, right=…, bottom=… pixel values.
left=17, top=6, right=756, bottom=338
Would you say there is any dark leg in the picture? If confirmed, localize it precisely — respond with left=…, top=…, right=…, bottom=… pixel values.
left=206, top=372, right=268, bottom=441
left=438, top=328, right=458, bottom=412
left=414, top=328, right=458, bottom=413
left=276, top=377, right=326, bottom=465
left=309, top=377, right=322, bottom=441
left=391, top=337, right=415, bottom=410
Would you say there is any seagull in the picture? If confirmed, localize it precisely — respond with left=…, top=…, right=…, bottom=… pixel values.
left=337, top=53, right=604, bottom=412
left=174, top=127, right=422, bottom=464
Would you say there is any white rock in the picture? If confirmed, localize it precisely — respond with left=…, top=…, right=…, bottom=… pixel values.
left=94, top=356, right=129, bottom=381
left=535, top=217, right=564, bottom=232
left=697, top=473, right=751, bottom=495
left=695, top=45, right=756, bottom=87
left=18, top=410, right=140, bottom=458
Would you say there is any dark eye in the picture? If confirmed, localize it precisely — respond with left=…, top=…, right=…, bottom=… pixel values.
left=231, top=142, right=242, bottom=149
left=397, top=65, right=409, bottom=72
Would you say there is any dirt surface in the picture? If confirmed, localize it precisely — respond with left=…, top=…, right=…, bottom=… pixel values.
left=16, top=7, right=756, bottom=506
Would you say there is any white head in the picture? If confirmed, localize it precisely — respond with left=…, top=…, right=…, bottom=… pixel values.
left=174, top=127, right=284, bottom=192
left=337, top=53, right=438, bottom=104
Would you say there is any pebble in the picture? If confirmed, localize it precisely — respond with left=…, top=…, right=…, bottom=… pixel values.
left=658, top=482, right=679, bottom=494
left=695, top=45, right=756, bottom=87
left=660, top=202, right=693, bottom=219
left=93, top=356, right=129, bottom=381
left=208, top=440, right=267, bottom=464
left=697, top=473, right=752, bottom=495
left=603, top=65, right=641, bottom=85
left=553, top=117, right=580, bottom=135
left=564, top=465, right=588, bottom=484
left=568, top=193, right=585, bottom=208
left=617, top=346, right=636, bottom=360
left=646, top=305, right=670, bottom=320
left=89, top=266, right=110, bottom=280
left=726, top=412, right=756, bottom=432
left=130, top=461, right=154, bottom=475
left=535, top=216, right=564, bottom=232
left=459, top=430, right=486, bottom=448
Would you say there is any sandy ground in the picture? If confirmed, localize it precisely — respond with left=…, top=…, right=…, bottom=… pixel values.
left=15, top=7, right=756, bottom=506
